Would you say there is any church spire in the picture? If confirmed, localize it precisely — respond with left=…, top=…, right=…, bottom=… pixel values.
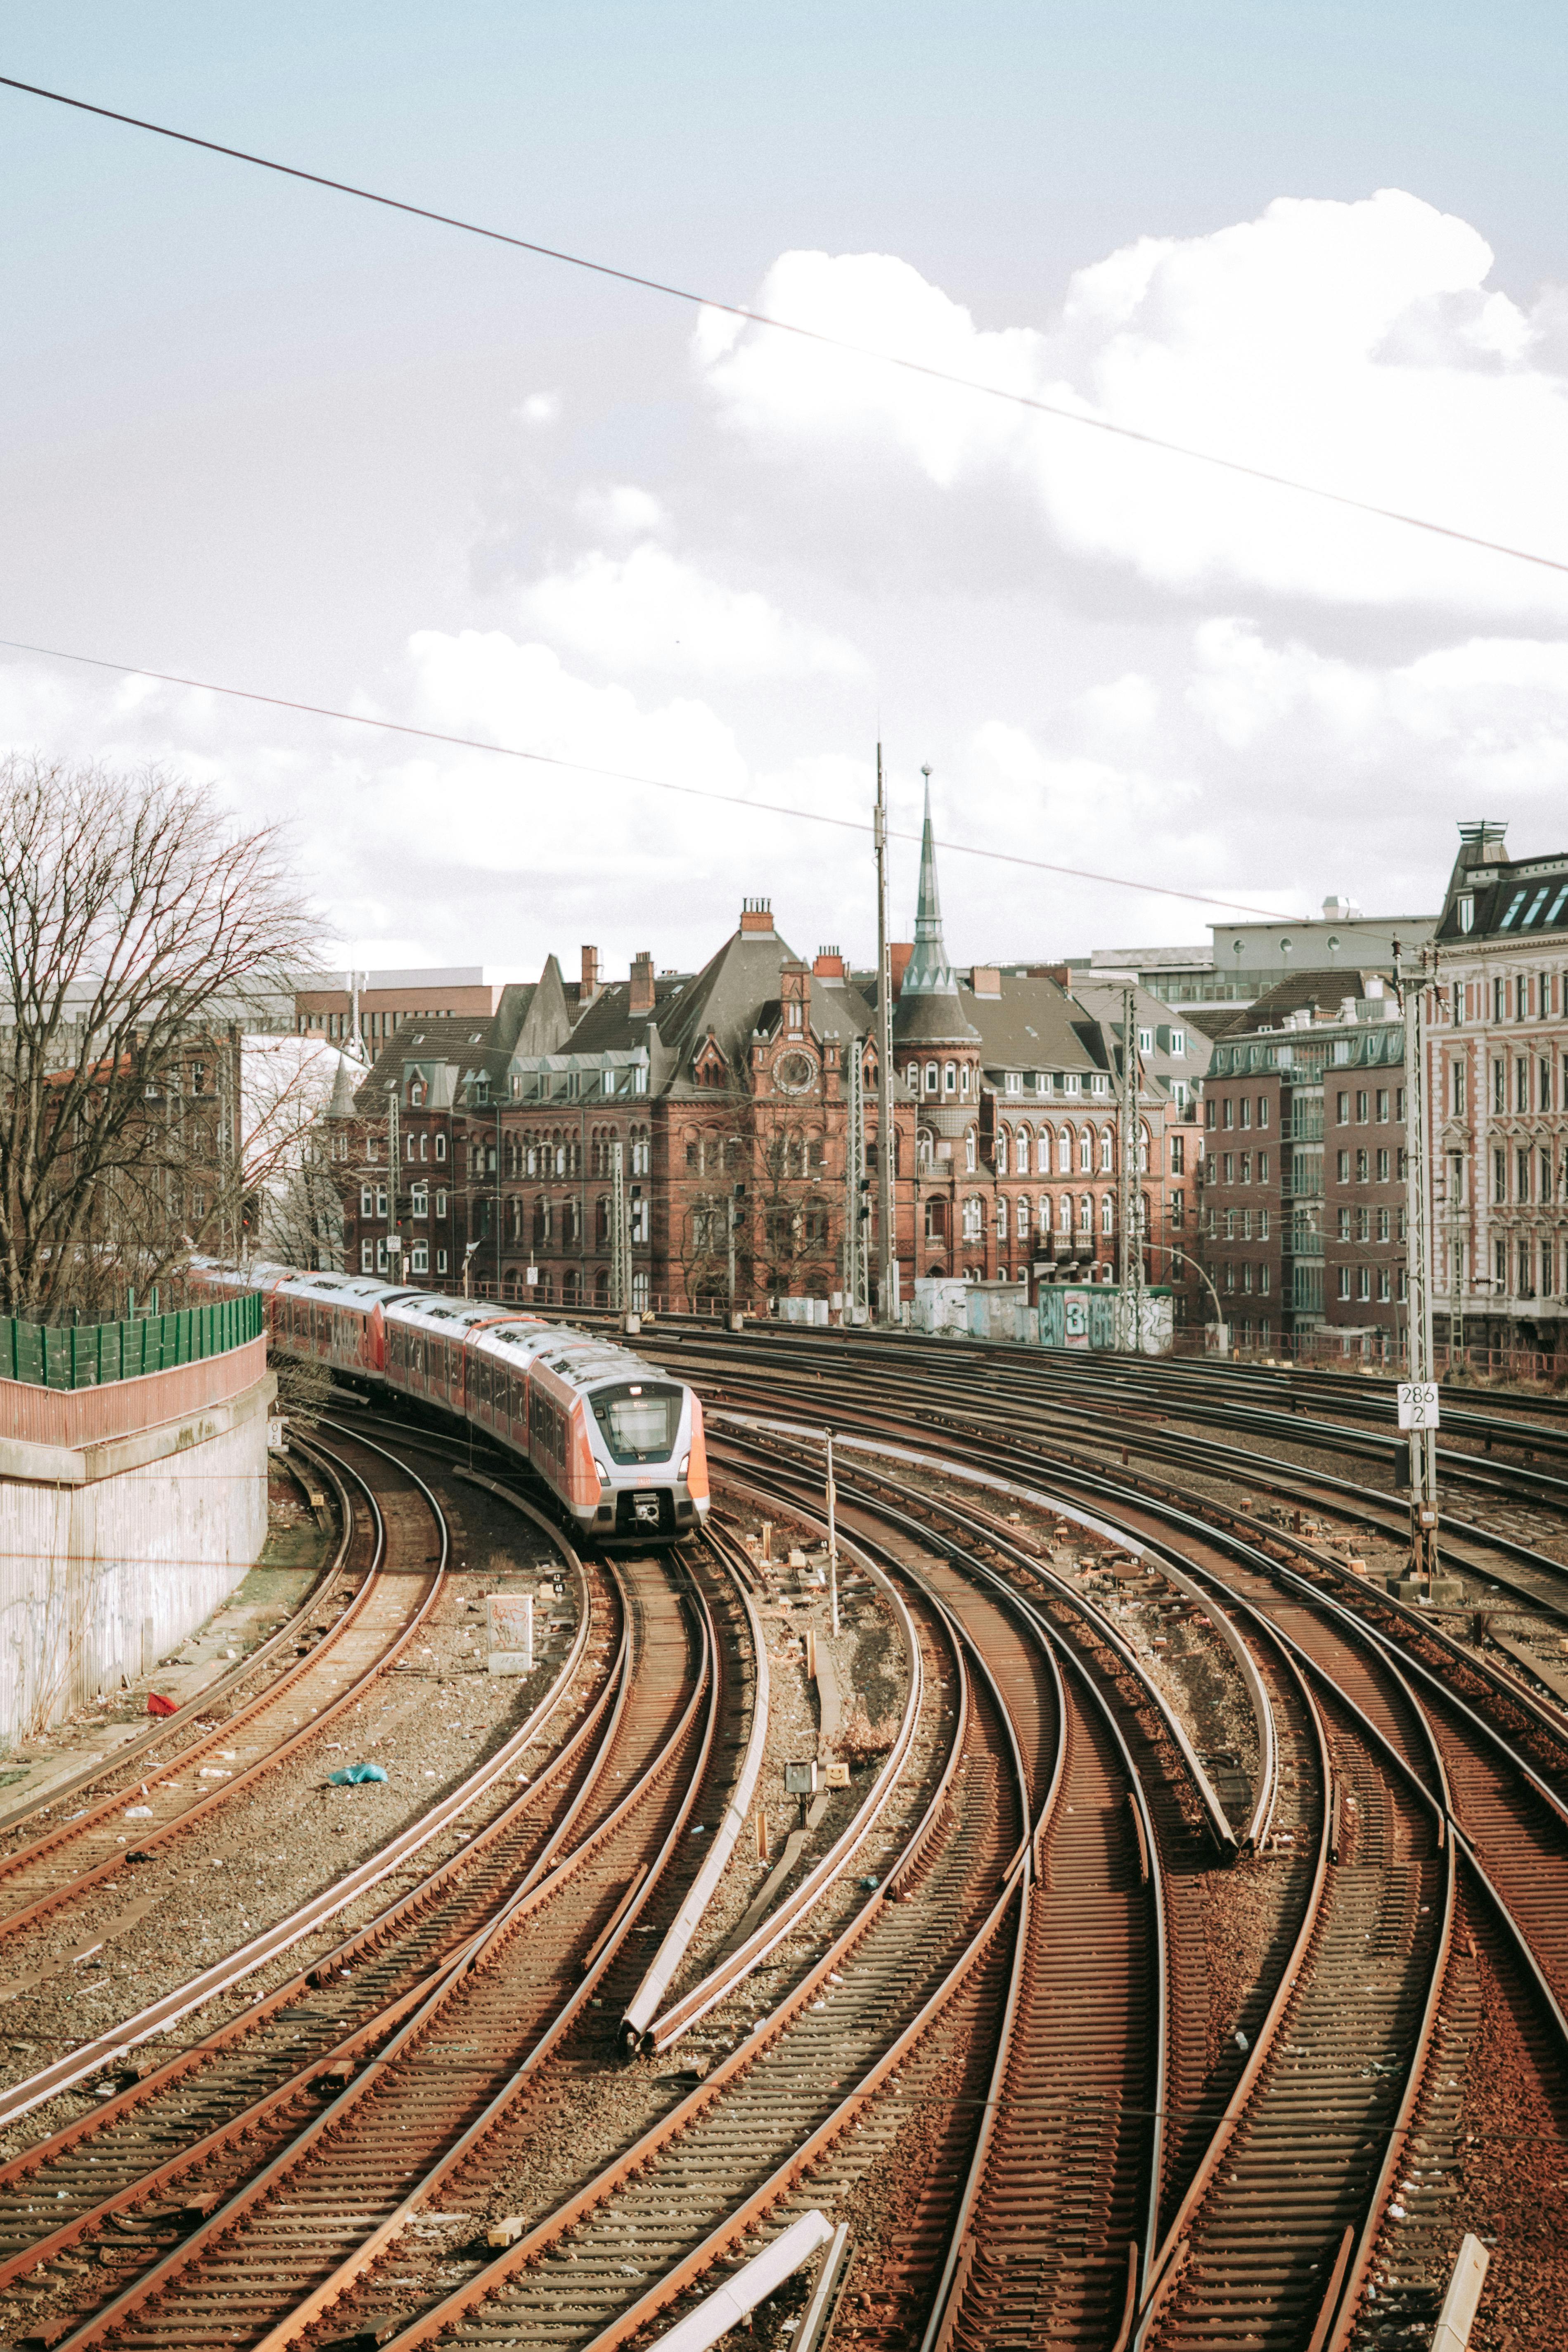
left=894, top=766, right=980, bottom=1043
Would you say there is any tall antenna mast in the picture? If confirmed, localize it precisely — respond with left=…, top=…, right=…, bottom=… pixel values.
left=874, top=744, right=896, bottom=1321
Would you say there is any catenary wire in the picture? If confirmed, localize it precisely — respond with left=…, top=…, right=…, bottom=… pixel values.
left=0, top=634, right=1293, bottom=919
left=2, top=72, right=1567, bottom=584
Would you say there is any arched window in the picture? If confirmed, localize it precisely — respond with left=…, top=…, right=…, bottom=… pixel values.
left=964, top=1128, right=976, bottom=1173
left=1099, top=1128, right=1113, bottom=1173
left=1058, top=1194, right=1072, bottom=1234
left=1078, top=1192, right=1092, bottom=1233
left=1057, top=1130, right=1071, bottom=1175
left=1078, top=1131, right=1092, bottom=1175
left=997, top=1127, right=1010, bottom=1175
left=944, top=1061, right=957, bottom=1096
left=1016, top=1196, right=1032, bottom=1239
left=959, top=1063, right=970, bottom=1097
left=1101, top=1193, right=1115, bottom=1234
left=995, top=1196, right=1008, bottom=1241
left=925, top=1197, right=947, bottom=1241
left=962, top=1196, right=983, bottom=1243
left=1015, top=1127, right=1030, bottom=1176
left=917, top=1127, right=934, bottom=1170
left=925, top=1063, right=938, bottom=1095
left=595, top=1196, right=609, bottom=1246
left=532, top=1198, right=550, bottom=1247
left=1139, top=1122, right=1151, bottom=1175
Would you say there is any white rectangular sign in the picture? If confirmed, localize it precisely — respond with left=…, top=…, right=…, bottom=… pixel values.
left=1397, top=1382, right=1440, bottom=1430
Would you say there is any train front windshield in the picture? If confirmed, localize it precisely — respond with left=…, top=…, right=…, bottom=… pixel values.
left=592, top=1382, right=683, bottom=1464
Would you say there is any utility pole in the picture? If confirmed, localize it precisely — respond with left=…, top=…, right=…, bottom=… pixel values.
left=874, top=745, right=896, bottom=1323
left=1396, top=943, right=1440, bottom=1587
left=843, top=1041, right=868, bottom=1323
left=610, top=1137, right=631, bottom=1315
left=348, top=969, right=362, bottom=1061
left=1117, top=984, right=1145, bottom=1352
left=824, top=1428, right=840, bottom=1637
left=385, top=1081, right=400, bottom=1282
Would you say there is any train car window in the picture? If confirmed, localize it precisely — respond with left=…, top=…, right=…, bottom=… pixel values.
left=592, top=1383, right=682, bottom=1464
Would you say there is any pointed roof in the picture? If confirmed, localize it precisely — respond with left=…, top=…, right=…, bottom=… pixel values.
left=324, top=1053, right=361, bottom=1120
left=894, top=778, right=980, bottom=1046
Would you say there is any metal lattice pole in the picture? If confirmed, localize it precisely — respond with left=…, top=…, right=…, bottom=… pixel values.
left=874, top=746, right=896, bottom=1321
left=610, top=1137, right=631, bottom=1314
left=843, top=1042, right=868, bottom=1322
left=1117, top=984, right=1144, bottom=1351
left=1398, top=950, right=1440, bottom=1582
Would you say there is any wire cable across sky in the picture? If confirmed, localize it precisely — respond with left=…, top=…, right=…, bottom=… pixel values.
left=3, top=71, right=1567, bottom=582
left=0, top=635, right=1293, bottom=920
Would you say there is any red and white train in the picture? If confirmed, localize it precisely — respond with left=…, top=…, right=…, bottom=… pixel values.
left=193, top=1262, right=708, bottom=1544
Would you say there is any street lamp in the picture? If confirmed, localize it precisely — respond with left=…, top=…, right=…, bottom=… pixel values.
left=1147, top=1240, right=1229, bottom=1357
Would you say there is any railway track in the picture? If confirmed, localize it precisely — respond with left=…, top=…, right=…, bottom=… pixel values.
left=0, top=1431, right=445, bottom=1959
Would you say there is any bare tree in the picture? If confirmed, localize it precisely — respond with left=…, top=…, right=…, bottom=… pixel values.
left=0, top=754, right=313, bottom=1321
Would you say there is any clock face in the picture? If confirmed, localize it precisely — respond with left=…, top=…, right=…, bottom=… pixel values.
left=774, top=1050, right=818, bottom=1094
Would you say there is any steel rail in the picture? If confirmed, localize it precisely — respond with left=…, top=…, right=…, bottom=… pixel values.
left=713, top=1433, right=1175, bottom=2339
left=699, top=1357, right=1568, bottom=1781
left=649, top=1333, right=1568, bottom=1618
left=0, top=1439, right=603, bottom=2132
left=0, top=1431, right=353, bottom=1847
left=360, top=1470, right=1024, bottom=2352
left=640, top=1475, right=931, bottom=2055
left=0, top=1493, right=609, bottom=2290
left=618, top=1517, right=771, bottom=2046
left=0, top=1434, right=393, bottom=1942
left=30, top=1554, right=713, bottom=2352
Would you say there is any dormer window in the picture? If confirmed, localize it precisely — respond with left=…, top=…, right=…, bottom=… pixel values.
left=410, top=1080, right=426, bottom=1107
left=1004, top=1071, right=1021, bottom=1094
left=1457, top=894, right=1475, bottom=934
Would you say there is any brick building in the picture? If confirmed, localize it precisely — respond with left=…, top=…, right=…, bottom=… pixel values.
left=1425, top=821, right=1568, bottom=1355
left=329, top=798, right=1210, bottom=1325
left=1201, top=973, right=1408, bottom=1355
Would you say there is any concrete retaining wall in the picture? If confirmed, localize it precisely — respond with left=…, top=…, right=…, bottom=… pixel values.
left=0, top=1352, right=275, bottom=1750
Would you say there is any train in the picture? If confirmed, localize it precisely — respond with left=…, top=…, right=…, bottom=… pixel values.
left=191, top=1261, right=708, bottom=1544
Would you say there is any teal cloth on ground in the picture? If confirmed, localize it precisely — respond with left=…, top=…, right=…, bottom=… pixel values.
left=328, top=1762, right=388, bottom=1785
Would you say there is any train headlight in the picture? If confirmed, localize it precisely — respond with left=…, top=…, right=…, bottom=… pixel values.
left=595, top=1459, right=611, bottom=1486
left=679, top=1453, right=690, bottom=1479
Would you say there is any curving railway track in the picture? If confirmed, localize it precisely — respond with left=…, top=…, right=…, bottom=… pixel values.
left=5, top=1331, right=1568, bottom=2351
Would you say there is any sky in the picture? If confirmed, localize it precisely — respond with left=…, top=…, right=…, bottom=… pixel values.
left=3, top=3, right=1568, bottom=984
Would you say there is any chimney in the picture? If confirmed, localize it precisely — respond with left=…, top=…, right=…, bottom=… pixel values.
left=580, top=945, right=602, bottom=1004
left=630, top=950, right=655, bottom=1017
left=970, top=965, right=1002, bottom=998
left=890, top=942, right=914, bottom=998
left=813, top=946, right=846, bottom=981
left=740, top=896, right=775, bottom=935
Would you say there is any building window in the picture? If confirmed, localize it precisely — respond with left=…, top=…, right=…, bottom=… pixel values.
left=1239, top=1098, right=1251, bottom=1131
left=1375, top=1149, right=1389, bottom=1183
left=1493, top=1146, right=1506, bottom=1203
left=437, top=1249, right=448, bottom=1275
left=1376, top=1088, right=1389, bottom=1122
left=1376, top=1267, right=1390, bottom=1302
left=1493, top=1059, right=1506, bottom=1113
left=1099, top=1130, right=1113, bottom=1173
left=962, top=1196, right=983, bottom=1243
left=925, top=1063, right=938, bottom=1095
left=1222, top=1098, right=1234, bottom=1129
left=1005, top=1070, right=1021, bottom=1094
left=1078, top=1194, right=1092, bottom=1233
left=361, top=1184, right=375, bottom=1217
left=631, top=1191, right=650, bottom=1244
left=1336, top=1091, right=1350, bottom=1124
left=1337, top=1265, right=1351, bottom=1301
left=411, top=1243, right=429, bottom=1273
left=1337, top=1151, right=1350, bottom=1182
left=1171, top=1135, right=1185, bottom=1175
left=996, top=1196, right=1009, bottom=1241
left=997, top=1129, right=1009, bottom=1175
left=960, top=1064, right=971, bottom=1097
left=944, top=1062, right=957, bottom=1095
left=436, top=1188, right=448, bottom=1217
left=411, top=1182, right=428, bottom=1220
left=1355, top=1149, right=1369, bottom=1183
left=1172, top=1189, right=1185, bottom=1227
left=1517, top=1146, right=1532, bottom=1204
left=1240, top=1153, right=1251, bottom=1184
left=965, top=1129, right=977, bottom=1173
left=360, top=1240, right=374, bottom=1273
left=1079, top=1132, right=1092, bottom=1175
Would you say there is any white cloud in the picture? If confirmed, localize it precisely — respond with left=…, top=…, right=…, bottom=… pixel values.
left=521, top=544, right=867, bottom=681
left=698, top=196, right=1568, bottom=627
left=518, top=391, right=561, bottom=426
left=575, top=483, right=670, bottom=538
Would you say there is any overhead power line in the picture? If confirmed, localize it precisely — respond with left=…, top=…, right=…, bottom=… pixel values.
left=0, top=635, right=1294, bottom=919
left=4, top=72, right=1567, bottom=582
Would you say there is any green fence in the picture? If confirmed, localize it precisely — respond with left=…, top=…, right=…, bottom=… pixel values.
left=0, top=1292, right=264, bottom=1390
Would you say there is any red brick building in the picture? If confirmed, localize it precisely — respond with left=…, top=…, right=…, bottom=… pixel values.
left=329, top=805, right=1209, bottom=1323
